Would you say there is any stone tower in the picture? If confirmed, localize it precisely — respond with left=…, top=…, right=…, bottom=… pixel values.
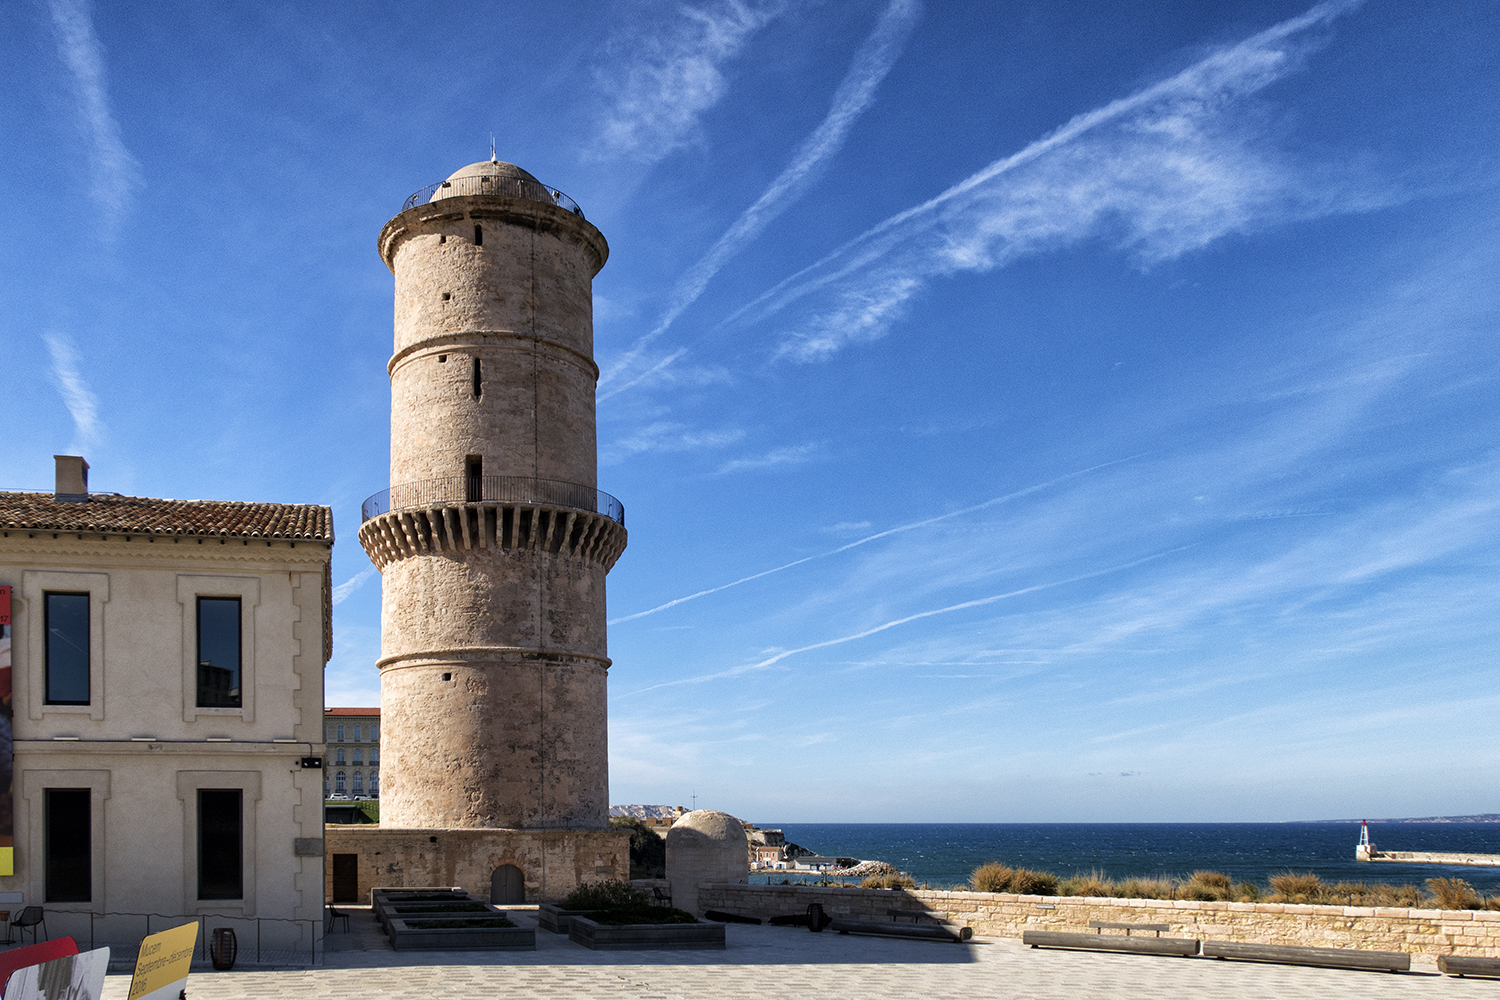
left=358, top=159, right=626, bottom=833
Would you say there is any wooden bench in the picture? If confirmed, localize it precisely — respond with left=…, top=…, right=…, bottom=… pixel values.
left=831, top=917, right=973, bottom=943
left=1438, top=955, right=1500, bottom=978
left=1089, top=921, right=1170, bottom=937
left=1023, top=929, right=1198, bottom=957
left=1201, top=940, right=1408, bottom=972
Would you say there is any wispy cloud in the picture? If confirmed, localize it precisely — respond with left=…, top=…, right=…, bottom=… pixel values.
left=714, top=442, right=818, bottom=475
left=609, top=456, right=1138, bottom=624
left=721, top=0, right=1384, bottom=361
left=592, top=0, right=784, bottom=166
left=43, top=331, right=102, bottom=454
left=331, top=567, right=378, bottom=607
left=47, top=0, right=142, bottom=230
left=602, top=421, right=746, bottom=466
left=599, top=0, right=922, bottom=396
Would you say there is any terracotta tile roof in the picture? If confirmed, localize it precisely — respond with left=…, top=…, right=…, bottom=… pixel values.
left=0, top=491, right=333, bottom=541
left=325, top=707, right=380, bottom=716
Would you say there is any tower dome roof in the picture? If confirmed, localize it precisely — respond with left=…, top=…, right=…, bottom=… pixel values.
left=427, top=160, right=551, bottom=206
left=444, top=160, right=542, bottom=186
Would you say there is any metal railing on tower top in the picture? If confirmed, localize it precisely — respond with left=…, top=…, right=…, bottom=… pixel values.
left=402, top=175, right=586, bottom=217
left=362, top=475, right=623, bottom=526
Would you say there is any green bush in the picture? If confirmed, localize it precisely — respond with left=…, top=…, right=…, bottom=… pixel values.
left=591, top=906, right=698, bottom=925
left=560, top=879, right=647, bottom=911
left=609, top=817, right=667, bottom=878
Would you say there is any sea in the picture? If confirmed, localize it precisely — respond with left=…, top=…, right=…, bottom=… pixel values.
left=748, top=823, right=1500, bottom=889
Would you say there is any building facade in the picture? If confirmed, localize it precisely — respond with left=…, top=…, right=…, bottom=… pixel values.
left=0, top=457, right=332, bottom=950
left=324, top=708, right=378, bottom=799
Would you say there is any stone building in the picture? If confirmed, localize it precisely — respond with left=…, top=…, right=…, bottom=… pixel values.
left=0, top=456, right=332, bottom=951
left=323, top=707, right=378, bottom=798
left=327, top=157, right=629, bottom=903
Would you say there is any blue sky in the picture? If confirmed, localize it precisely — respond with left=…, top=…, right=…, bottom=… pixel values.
left=2, top=0, right=1497, bottom=822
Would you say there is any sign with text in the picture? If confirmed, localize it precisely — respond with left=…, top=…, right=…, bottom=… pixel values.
left=3, top=946, right=110, bottom=1000
left=0, top=584, right=11, bottom=876
left=127, top=921, right=198, bottom=1000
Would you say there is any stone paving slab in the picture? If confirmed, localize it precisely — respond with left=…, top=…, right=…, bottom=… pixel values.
left=89, top=917, right=1500, bottom=999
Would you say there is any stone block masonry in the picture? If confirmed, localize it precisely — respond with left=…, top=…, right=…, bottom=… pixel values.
left=698, top=883, right=1500, bottom=958
left=325, top=826, right=628, bottom=905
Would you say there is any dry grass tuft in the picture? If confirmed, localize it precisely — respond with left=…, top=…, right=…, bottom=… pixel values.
left=1426, top=877, right=1479, bottom=910
left=861, top=873, right=917, bottom=890
left=970, top=862, right=1014, bottom=893
left=1268, top=871, right=1323, bottom=901
left=1009, top=868, right=1060, bottom=896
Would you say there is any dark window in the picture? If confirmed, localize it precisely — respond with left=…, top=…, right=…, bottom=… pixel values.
left=473, top=224, right=483, bottom=246
left=196, top=597, right=241, bottom=708
left=198, top=789, right=243, bottom=900
left=45, top=788, right=91, bottom=902
left=465, top=455, right=483, bottom=502
left=335, top=748, right=344, bottom=765
left=472, top=357, right=483, bottom=399
left=44, top=592, right=90, bottom=704
left=438, top=233, right=446, bottom=244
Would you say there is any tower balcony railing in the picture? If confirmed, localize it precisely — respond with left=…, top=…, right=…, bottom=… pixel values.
left=402, top=175, right=586, bottom=218
left=362, top=475, right=623, bottom=526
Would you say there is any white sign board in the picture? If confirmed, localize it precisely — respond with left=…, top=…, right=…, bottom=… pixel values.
left=2, top=946, right=110, bottom=1000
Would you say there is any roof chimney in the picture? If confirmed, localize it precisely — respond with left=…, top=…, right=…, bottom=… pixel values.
left=54, top=455, right=89, bottom=502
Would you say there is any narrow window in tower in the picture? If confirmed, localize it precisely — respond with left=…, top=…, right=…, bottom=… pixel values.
left=438, top=355, right=447, bottom=363
left=439, top=234, right=446, bottom=244
left=473, top=224, right=483, bottom=246
left=472, top=357, right=483, bottom=399
left=465, top=455, right=482, bottom=502
left=441, top=292, right=451, bottom=301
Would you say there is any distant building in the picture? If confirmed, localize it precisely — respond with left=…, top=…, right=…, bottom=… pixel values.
left=0, top=456, right=332, bottom=952
left=795, top=856, right=859, bottom=872
left=325, top=707, right=379, bottom=799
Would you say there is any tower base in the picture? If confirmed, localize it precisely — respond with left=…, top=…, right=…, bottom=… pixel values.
left=324, top=826, right=628, bottom=905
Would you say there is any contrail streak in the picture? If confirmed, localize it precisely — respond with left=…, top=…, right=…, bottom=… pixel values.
left=620, top=547, right=1185, bottom=696
left=608, top=455, right=1139, bottom=624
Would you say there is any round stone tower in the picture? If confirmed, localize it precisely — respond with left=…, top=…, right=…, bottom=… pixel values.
left=358, top=159, right=626, bottom=832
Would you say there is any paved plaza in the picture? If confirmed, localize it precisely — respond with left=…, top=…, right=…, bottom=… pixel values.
left=77, top=907, right=1500, bottom=999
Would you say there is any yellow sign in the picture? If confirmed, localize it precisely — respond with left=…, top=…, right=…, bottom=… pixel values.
left=127, top=922, right=198, bottom=1000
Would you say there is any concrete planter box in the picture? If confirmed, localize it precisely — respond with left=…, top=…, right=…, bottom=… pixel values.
left=568, top=915, right=725, bottom=951
left=388, top=916, right=536, bottom=951
left=537, top=904, right=599, bottom=934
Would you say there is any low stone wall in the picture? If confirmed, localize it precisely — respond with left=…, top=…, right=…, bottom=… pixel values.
left=325, top=826, right=628, bottom=905
left=697, top=883, right=1500, bottom=958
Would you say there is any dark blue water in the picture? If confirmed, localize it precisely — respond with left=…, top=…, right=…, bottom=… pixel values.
left=750, top=823, right=1500, bottom=889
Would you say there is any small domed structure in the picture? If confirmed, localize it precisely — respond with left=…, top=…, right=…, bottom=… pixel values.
left=429, top=159, right=550, bottom=205
left=665, top=810, right=749, bottom=916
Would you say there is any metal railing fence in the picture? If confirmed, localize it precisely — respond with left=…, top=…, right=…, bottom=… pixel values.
left=362, top=475, right=623, bottom=526
left=402, top=174, right=585, bottom=217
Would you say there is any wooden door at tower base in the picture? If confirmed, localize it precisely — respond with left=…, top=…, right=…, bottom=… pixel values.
left=490, top=864, right=524, bottom=904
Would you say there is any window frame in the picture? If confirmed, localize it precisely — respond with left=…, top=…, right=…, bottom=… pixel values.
left=196, top=788, right=244, bottom=901
left=195, top=596, right=243, bottom=709
left=44, top=787, right=92, bottom=902
left=177, top=576, right=259, bottom=723
left=43, top=592, right=91, bottom=706
left=22, top=571, right=108, bottom=721
left=175, top=770, right=259, bottom=912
